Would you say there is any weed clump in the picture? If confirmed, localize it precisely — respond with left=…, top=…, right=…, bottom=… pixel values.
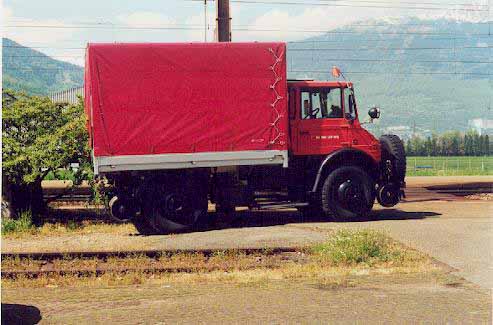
left=1, top=210, right=36, bottom=236
left=312, top=229, right=415, bottom=266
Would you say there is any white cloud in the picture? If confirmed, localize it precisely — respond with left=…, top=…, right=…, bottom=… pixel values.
left=117, top=12, right=176, bottom=27
left=3, top=6, right=75, bottom=46
left=3, top=6, right=84, bottom=66
left=239, top=6, right=404, bottom=41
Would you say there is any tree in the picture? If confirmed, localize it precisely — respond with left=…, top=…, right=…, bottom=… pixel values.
left=472, top=132, right=480, bottom=156
left=464, top=133, right=471, bottom=156
left=485, top=134, right=490, bottom=155
left=2, top=90, right=90, bottom=220
left=405, top=138, right=414, bottom=156
left=431, top=134, right=439, bottom=156
left=424, top=136, right=432, bottom=156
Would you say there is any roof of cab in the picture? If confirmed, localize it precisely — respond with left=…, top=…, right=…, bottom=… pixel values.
left=287, top=80, right=353, bottom=88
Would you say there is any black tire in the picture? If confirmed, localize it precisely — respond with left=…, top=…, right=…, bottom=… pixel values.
left=321, top=166, right=375, bottom=221
left=131, top=216, right=159, bottom=235
left=379, top=134, right=406, bottom=184
left=140, top=173, right=209, bottom=235
left=215, top=203, right=235, bottom=215
left=297, top=205, right=324, bottom=220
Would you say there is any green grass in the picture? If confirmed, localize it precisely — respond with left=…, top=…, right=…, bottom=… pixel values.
left=406, top=156, right=492, bottom=176
left=312, top=229, right=419, bottom=266
left=1, top=210, right=35, bottom=236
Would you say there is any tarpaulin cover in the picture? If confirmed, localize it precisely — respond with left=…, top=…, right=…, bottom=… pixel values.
left=84, top=42, right=288, bottom=158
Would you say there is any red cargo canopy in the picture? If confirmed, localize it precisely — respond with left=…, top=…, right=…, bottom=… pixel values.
left=84, top=42, right=288, bottom=158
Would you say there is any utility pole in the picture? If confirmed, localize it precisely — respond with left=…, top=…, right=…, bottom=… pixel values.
left=204, top=0, right=208, bottom=42
left=216, top=0, right=231, bottom=42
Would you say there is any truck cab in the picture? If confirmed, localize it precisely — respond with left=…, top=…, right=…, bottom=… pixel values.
left=288, top=81, right=380, bottom=161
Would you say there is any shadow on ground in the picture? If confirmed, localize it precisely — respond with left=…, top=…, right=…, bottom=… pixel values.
left=425, top=182, right=492, bottom=193
left=1, top=304, right=42, bottom=325
left=42, top=206, right=442, bottom=235
left=203, top=209, right=442, bottom=232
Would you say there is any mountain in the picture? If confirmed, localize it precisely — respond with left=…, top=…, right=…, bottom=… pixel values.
left=2, top=38, right=83, bottom=95
left=2, top=17, right=492, bottom=133
left=287, top=17, right=493, bottom=134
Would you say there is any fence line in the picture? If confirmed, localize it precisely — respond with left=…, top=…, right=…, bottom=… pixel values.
left=49, top=86, right=83, bottom=104
left=407, top=156, right=492, bottom=173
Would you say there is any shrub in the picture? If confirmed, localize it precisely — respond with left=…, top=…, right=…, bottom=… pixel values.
left=2, top=90, right=90, bottom=218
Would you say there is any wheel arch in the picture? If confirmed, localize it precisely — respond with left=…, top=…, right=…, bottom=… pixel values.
left=311, top=148, right=379, bottom=193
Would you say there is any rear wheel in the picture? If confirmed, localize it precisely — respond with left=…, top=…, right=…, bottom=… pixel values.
left=321, top=166, right=375, bottom=221
left=134, top=173, right=209, bottom=235
left=131, top=215, right=158, bottom=235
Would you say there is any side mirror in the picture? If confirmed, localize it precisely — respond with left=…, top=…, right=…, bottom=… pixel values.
left=368, top=106, right=380, bottom=119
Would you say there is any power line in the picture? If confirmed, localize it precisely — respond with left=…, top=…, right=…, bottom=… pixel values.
left=288, top=45, right=492, bottom=51
left=5, top=25, right=204, bottom=31
left=237, top=27, right=492, bottom=36
left=5, top=19, right=492, bottom=28
left=5, top=32, right=490, bottom=49
left=3, top=44, right=491, bottom=51
left=5, top=24, right=493, bottom=38
left=289, top=69, right=493, bottom=75
left=188, top=0, right=488, bottom=7
left=4, top=56, right=492, bottom=65
left=3, top=68, right=83, bottom=71
left=228, top=0, right=489, bottom=11
left=313, top=0, right=488, bottom=7
left=3, top=46, right=85, bottom=50
left=297, top=58, right=493, bottom=64
left=4, top=66, right=491, bottom=74
left=288, top=35, right=493, bottom=42
left=4, top=55, right=84, bottom=58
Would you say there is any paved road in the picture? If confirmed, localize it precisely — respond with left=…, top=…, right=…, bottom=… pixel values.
left=299, top=200, right=493, bottom=289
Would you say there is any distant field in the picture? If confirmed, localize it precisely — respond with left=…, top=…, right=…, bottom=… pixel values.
left=406, top=156, right=492, bottom=176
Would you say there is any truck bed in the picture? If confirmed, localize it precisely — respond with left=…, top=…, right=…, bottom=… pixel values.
left=84, top=42, right=288, bottom=174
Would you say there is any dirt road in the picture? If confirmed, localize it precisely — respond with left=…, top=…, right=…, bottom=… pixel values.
left=2, top=274, right=491, bottom=324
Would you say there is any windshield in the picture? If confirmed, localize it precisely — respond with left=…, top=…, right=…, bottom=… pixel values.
left=301, top=88, right=343, bottom=119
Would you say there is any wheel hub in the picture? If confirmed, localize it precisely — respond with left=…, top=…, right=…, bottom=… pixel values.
left=337, top=179, right=365, bottom=213
left=164, top=193, right=183, bottom=213
left=377, top=184, right=400, bottom=207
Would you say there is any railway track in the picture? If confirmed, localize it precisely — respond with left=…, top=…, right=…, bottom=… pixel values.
left=1, top=247, right=304, bottom=280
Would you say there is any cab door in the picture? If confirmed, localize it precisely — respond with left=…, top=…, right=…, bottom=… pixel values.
left=291, top=87, right=350, bottom=156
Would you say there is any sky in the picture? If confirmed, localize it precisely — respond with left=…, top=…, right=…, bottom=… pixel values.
left=2, top=0, right=491, bottom=66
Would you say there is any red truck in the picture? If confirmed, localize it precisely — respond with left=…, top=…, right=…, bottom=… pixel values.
left=84, top=42, right=406, bottom=234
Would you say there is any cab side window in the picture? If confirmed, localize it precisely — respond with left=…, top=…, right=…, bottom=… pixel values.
left=301, top=88, right=343, bottom=119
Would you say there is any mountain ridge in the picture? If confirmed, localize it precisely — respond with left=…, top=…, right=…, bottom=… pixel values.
left=2, top=38, right=83, bottom=95
left=2, top=17, right=492, bottom=133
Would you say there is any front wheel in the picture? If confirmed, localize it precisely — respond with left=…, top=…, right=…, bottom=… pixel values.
left=321, top=166, right=375, bottom=221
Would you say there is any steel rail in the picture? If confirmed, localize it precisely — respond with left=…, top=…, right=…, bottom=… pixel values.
left=2, top=247, right=304, bottom=279
left=1, top=247, right=302, bottom=261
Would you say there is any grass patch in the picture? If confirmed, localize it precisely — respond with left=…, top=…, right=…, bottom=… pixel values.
left=3, top=229, right=435, bottom=289
left=1, top=210, right=36, bottom=236
left=406, top=156, right=492, bottom=176
left=2, top=219, right=134, bottom=239
left=312, top=229, right=420, bottom=267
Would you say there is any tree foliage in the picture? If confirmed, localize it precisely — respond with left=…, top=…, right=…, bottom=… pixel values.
left=2, top=90, right=90, bottom=218
left=405, top=131, right=491, bottom=157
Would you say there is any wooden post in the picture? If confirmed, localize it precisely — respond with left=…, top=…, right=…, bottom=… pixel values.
left=216, top=0, right=231, bottom=42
